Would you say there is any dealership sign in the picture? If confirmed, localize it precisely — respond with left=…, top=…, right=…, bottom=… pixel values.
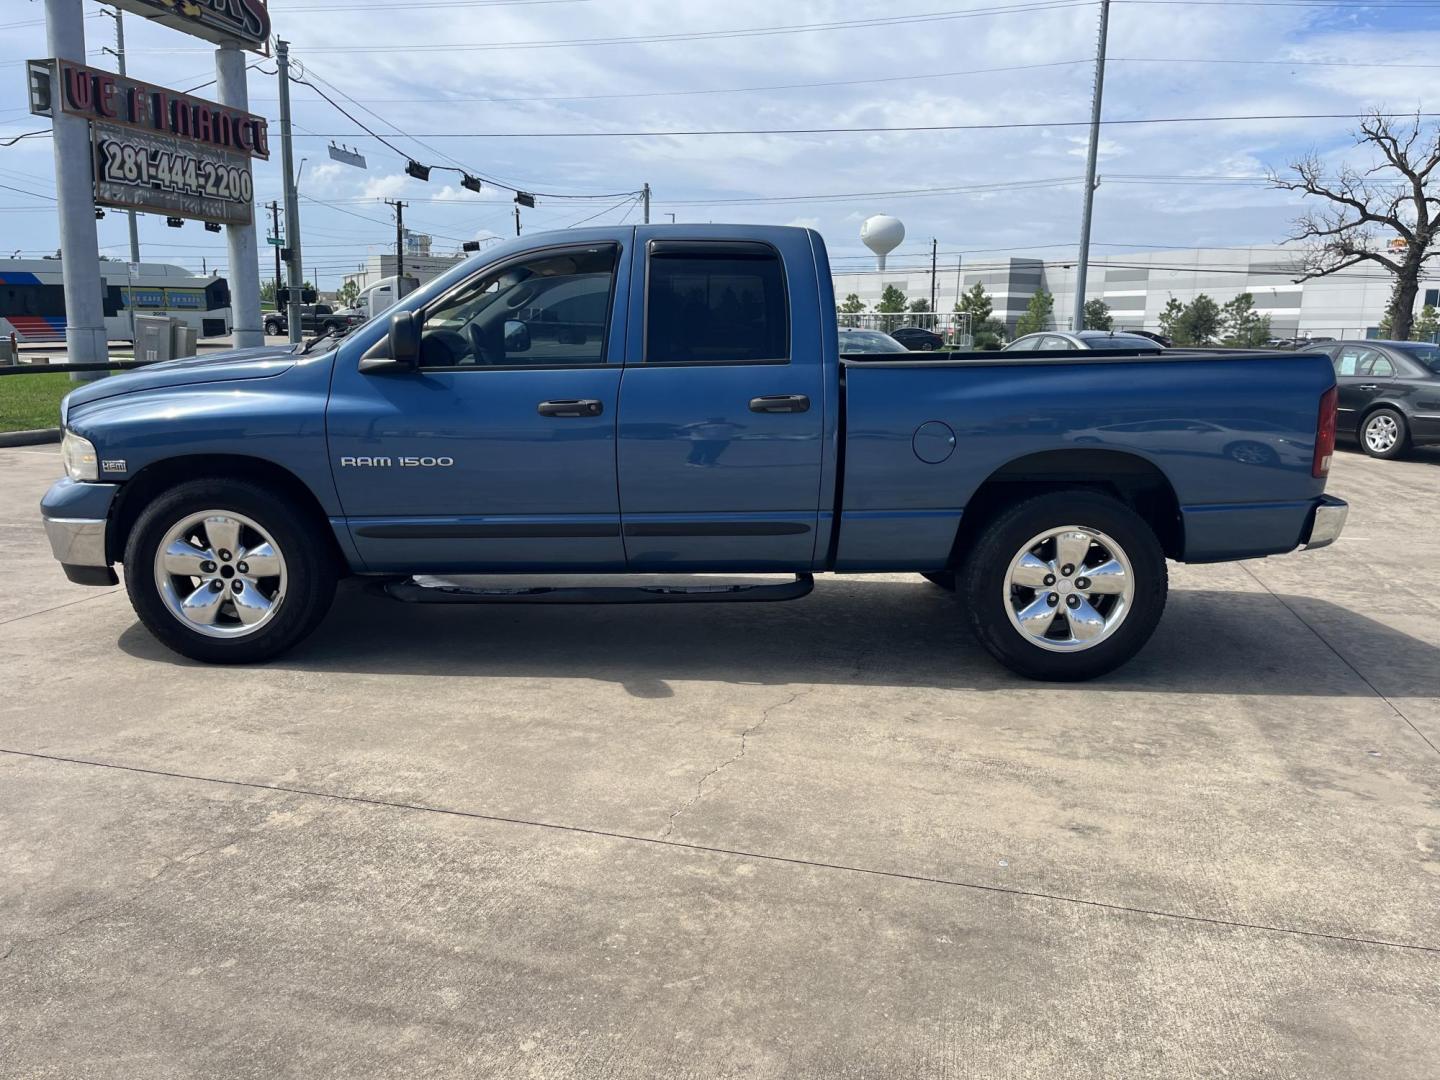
left=109, top=0, right=271, bottom=54
left=29, top=59, right=265, bottom=226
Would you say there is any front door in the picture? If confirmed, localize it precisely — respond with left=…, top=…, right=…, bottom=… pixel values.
left=328, top=241, right=631, bottom=572
left=616, top=233, right=826, bottom=570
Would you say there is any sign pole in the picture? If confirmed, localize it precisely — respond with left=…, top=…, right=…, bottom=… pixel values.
left=44, top=0, right=109, bottom=379
left=215, top=42, right=262, bottom=348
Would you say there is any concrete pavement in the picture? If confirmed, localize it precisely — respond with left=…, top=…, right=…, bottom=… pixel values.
left=1, top=443, right=1437, bottom=1078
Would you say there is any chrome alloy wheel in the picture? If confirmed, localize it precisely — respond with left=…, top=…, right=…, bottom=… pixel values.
left=153, top=510, right=287, bottom=638
left=1365, top=413, right=1400, bottom=454
left=1003, top=525, right=1135, bottom=652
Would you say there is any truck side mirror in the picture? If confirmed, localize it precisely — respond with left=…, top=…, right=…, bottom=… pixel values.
left=503, top=319, right=531, bottom=353
left=390, top=311, right=421, bottom=365
left=360, top=310, right=421, bottom=373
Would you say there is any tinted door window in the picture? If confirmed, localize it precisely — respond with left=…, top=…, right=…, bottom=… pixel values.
left=420, top=246, right=617, bottom=369
left=1366, top=356, right=1396, bottom=377
left=646, top=244, right=788, bottom=364
left=1335, top=347, right=1376, bottom=376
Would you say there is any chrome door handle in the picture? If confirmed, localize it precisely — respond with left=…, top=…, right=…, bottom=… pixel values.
left=1357, top=384, right=1379, bottom=391
left=537, top=399, right=603, bottom=417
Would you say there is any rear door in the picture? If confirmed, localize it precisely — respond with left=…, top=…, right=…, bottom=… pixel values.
left=1332, top=344, right=1389, bottom=435
left=616, top=232, right=826, bottom=570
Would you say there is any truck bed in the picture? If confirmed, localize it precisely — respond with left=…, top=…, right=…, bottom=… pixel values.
left=832, top=349, right=1335, bottom=569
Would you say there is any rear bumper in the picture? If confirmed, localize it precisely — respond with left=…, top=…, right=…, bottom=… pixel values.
left=1302, top=494, right=1348, bottom=550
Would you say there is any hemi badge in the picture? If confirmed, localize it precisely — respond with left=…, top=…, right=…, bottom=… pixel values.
left=101, top=459, right=127, bottom=473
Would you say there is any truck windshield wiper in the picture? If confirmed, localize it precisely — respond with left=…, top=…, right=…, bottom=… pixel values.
left=301, top=326, right=353, bottom=354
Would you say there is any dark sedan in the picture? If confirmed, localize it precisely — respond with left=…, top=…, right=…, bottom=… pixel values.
left=890, top=325, right=945, bottom=351
left=1299, top=339, right=1440, bottom=458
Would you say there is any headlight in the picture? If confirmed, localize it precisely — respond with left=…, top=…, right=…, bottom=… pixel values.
left=61, top=430, right=99, bottom=482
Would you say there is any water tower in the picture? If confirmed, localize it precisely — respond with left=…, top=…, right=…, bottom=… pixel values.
left=861, top=214, right=905, bottom=271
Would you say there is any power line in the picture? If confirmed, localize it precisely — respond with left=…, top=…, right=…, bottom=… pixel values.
left=139, top=2, right=1097, bottom=56
left=293, top=111, right=1440, bottom=139
left=245, top=59, right=1094, bottom=106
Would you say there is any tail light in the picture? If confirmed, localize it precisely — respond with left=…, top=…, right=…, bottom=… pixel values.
left=1313, top=385, right=1337, bottom=478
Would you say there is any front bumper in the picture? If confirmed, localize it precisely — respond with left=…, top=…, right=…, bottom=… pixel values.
left=40, top=478, right=121, bottom=585
left=1302, top=494, right=1348, bottom=550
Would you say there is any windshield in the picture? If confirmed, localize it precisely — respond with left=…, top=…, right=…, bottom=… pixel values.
left=1391, top=342, right=1440, bottom=374
left=839, top=330, right=908, bottom=354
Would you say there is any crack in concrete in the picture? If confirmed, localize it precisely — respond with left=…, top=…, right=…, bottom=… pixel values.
left=660, top=686, right=814, bottom=839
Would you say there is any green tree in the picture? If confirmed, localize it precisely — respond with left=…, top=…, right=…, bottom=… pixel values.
left=839, top=292, right=866, bottom=314
left=908, top=297, right=931, bottom=314
left=955, top=281, right=1005, bottom=348
left=1413, top=303, right=1440, bottom=340
left=1157, top=297, right=1186, bottom=341
left=1219, top=292, right=1271, bottom=346
left=1177, top=295, right=1222, bottom=345
left=1377, top=280, right=1402, bottom=337
left=1083, top=298, right=1113, bottom=331
left=337, top=279, right=361, bottom=308
left=1014, top=289, right=1054, bottom=337
left=876, top=284, right=908, bottom=332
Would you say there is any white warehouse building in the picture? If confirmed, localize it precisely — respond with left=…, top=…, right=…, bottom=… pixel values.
left=830, top=244, right=1434, bottom=341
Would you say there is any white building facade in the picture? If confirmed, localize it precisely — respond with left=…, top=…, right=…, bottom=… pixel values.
left=831, top=245, right=1432, bottom=340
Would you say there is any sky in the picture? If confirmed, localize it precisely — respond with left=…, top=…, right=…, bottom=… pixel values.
left=1, top=0, right=1439, bottom=287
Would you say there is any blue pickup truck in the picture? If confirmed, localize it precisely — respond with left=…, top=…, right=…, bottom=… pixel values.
left=41, top=225, right=1347, bottom=679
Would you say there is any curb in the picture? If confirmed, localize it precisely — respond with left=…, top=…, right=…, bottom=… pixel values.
left=0, top=427, right=61, bottom=447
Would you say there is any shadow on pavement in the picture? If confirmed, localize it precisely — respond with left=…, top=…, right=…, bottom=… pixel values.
left=116, top=580, right=1440, bottom=700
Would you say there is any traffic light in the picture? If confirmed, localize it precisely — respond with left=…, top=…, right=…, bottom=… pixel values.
left=461, top=174, right=481, bottom=192
left=514, top=191, right=535, bottom=208
left=462, top=240, right=480, bottom=252
left=405, top=160, right=431, bottom=181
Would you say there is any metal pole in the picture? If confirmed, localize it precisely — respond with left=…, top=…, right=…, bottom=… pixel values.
left=514, top=205, right=521, bottom=236
left=215, top=42, right=262, bottom=348
left=642, top=183, right=651, bottom=224
left=45, top=0, right=109, bottom=378
left=276, top=39, right=304, bottom=344
left=269, top=200, right=282, bottom=304
left=930, top=238, right=937, bottom=314
left=1072, top=0, right=1109, bottom=334
left=100, top=6, right=141, bottom=264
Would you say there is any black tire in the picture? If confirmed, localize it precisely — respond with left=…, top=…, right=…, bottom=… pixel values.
left=920, top=571, right=956, bottom=591
left=123, top=478, right=337, bottom=664
left=1359, top=407, right=1408, bottom=459
left=264, top=319, right=282, bottom=336
left=324, top=320, right=342, bottom=335
left=958, top=490, right=1168, bottom=681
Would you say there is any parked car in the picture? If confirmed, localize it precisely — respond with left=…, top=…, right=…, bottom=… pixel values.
left=1297, top=339, right=1440, bottom=458
left=838, top=327, right=909, bottom=354
left=263, top=303, right=362, bottom=338
left=1003, top=330, right=1166, bottom=353
left=43, top=224, right=1345, bottom=682
left=890, top=325, right=944, bottom=351
left=1128, top=330, right=1172, bottom=348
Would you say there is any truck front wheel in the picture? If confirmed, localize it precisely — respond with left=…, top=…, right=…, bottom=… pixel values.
left=123, top=478, right=337, bottom=664
left=959, top=491, right=1167, bottom=681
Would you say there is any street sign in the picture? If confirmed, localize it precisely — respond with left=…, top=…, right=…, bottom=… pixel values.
left=327, top=143, right=367, bottom=169
left=267, top=236, right=285, bottom=246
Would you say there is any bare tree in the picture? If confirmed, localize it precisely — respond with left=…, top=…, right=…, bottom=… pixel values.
left=1269, top=111, right=1440, bottom=340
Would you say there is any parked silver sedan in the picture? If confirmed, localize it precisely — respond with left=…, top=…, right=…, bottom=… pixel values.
left=1003, top=330, right=1166, bottom=353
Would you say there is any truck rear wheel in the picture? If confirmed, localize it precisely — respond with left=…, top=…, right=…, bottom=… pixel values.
left=123, top=478, right=337, bottom=664
left=959, top=491, right=1167, bottom=681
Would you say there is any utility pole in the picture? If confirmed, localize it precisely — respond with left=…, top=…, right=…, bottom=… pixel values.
left=386, top=200, right=407, bottom=294
left=930, top=238, right=938, bottom=315
left=642, top=183, right=651, bottom=224
left=99, top=5, right=139, bottom=265
left=1072, top=0, right=1110, bottom=334
left=45, top=0, right=108, bottom=378
left=514, top=205, right=521, bottom=237
left=269, top=200, right=282, bottom=301
left=276, top=39, right=304, bottom=343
